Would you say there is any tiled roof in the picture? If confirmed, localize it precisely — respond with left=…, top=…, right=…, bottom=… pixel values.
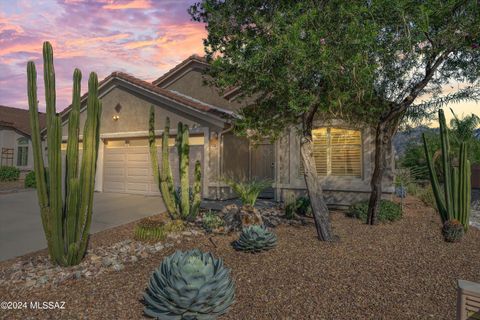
left=60, top=71, right=233, bottom=121
left=152, top=54, right=208, bottom=87
left=0, top=105, right=46, bottom=137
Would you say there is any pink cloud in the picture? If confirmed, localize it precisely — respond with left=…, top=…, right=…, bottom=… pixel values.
left=0, top=0, right=207, bottom=110
left=103, top=0, right=152, bottom=10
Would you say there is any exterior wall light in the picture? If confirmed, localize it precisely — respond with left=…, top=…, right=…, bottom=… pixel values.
left=112, top=115, right=120, bottom=121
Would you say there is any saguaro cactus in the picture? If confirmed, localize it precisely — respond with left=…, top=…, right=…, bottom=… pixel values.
left=423, top=109, right=471, bottom=230
left=27, top=41, right=102, bottom=266
left=148, top=106, right=202, bottom=220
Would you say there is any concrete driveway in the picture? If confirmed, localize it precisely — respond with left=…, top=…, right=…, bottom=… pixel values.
left=0, top=191, right=165, bottom=261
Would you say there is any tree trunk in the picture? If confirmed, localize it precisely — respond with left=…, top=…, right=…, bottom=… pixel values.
left=367, top=121, right=394, bottom=225
left=300, top=135, right=336, bottom=241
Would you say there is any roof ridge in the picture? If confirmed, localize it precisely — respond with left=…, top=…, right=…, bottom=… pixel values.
left=57, top=70, right=232, bottom=124
left=152, top=54, right=208, bottom=87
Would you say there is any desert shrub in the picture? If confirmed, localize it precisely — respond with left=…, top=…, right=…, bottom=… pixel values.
left=24, top=171, right=36, bottom=188
left=347, top=200, right=402, bottom=223
left=284, top=202, right=296, bottom=219
left=164, top=219, right=185, bottom=233
left=134, top=217, right=168, bottom=242
left=225, top=178, right=271, bottom=206
left=418, top=185, right=437, bottom=209
left=202, top=210, right=224, bottom=232
left=406, top=182, right=420, bottom=197
left=284, top=195, right=312, bottom=219
left=0, top=166, right=20, bottom=182
left=295, top=196, right=312, bottom=217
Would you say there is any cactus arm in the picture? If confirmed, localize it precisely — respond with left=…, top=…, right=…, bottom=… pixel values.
left=458, top=142, right=470, bottom=230
left=466, top=159, right=471, bottom=231
left=178, top=123, right=190, bottom=218
left=451, top=166, right=459, bottom=220
left=43, top=43, right=65, bottom=264
left=439, top=109, right=453, bottom=220
left=76, top=74, right=102, bottom=261
left=423, top=134, right=447, bottom=222
left=148, top=106, right=161, bottom=186
left=190, top=160, right=202, bottom=219
left=150, top=113, right=178, bottom=219
left=27, top=60, right=53, bottom=258
left=43, top=42, right=56, bottom=132
left=65, top=69, right=81, bottom=247
left=27, top=61, right=48, bottom=210
left=148, top=107, right=176, bottom=218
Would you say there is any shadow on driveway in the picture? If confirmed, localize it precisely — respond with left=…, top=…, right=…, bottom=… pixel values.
left=0, top=191, right=165, bottom=261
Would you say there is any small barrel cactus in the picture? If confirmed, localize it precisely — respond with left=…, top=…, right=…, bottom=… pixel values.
left=143, top=249, right=235, bottom=319
left=134, top=217, right=167, bottom=242
left=233, top=225, right=277, bottom=253
left=442, top=219, right=465, bottom=243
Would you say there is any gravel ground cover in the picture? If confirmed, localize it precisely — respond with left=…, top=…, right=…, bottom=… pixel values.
left=1, top=196, right=479, bottom=320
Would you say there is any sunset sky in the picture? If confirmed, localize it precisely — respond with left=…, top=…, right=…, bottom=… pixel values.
left=0, top=0, right=206, bottom=111
left=0, top=0, right=478, bottom=124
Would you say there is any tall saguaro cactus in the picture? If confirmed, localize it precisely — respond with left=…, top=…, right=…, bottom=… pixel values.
left=27, top=41, right=102, bottom=266
left=423, top=109, right=471, bottom=230
left=148, top=106, right=202, bottom=220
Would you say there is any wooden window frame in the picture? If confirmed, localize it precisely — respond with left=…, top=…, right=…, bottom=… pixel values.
left=300, top=127, right=363, bottom=178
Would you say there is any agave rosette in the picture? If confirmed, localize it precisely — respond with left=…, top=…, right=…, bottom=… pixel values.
left=233, top=225, right=277, bottom=253
left=144, top=249, right=235, bottom=319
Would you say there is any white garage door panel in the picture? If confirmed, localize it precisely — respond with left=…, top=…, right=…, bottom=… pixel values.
left=103, top=142, right=204, bottom=195
left=103, top=181, right=125, bottom=192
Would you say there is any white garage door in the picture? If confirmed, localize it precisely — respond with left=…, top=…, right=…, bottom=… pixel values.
left=103, top=138, right=204, bottom=195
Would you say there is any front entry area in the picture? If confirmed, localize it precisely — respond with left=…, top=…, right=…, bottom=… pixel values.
left=222, top=133, right=275, bottom=198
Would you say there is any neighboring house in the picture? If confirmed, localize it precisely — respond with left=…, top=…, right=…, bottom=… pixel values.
left=57, top=55, right=394, bottom=207
left=0, top=105, right=46, bottom=171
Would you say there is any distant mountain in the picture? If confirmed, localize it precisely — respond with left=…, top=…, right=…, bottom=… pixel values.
left=394, top=126, right=480, bottom=158
left=393, top=126, right=433, bottom=157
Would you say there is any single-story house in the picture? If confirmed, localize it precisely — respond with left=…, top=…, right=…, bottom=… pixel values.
left=56, top=55, right=394, bottom=207
left=0, top=105, right=46, bottom=171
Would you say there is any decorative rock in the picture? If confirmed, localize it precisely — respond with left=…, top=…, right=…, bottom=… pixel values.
left=112, top=263, right=124, bottom=272
left=222, top=204, right=242, bottom=231
left=130, top=256, right=138, bottom=263
left=101, top=257, right=114, bottom=267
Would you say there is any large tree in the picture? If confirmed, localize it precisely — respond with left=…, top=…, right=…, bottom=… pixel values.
left=190, top=0, right=480, bottom=236
left=190, top=0, right=378, bottom=241
left=357, top=0, right=480, bottom=224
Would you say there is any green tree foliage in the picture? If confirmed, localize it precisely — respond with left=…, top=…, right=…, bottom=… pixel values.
left=191, top=0, right=480, bottom=227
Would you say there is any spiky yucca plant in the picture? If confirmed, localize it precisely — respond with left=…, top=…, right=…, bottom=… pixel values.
left=224, top=178, right=271, bottom=206
left=233, top=225, right=277, bottom=253
left=143, top=249, right=235, bottom=319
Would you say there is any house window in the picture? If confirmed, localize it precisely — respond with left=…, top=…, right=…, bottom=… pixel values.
left=17, top=137, right=28, bottom=167
left=302, top=128, right=362, bottom=177
left=1, top=148, right=14, bottom=166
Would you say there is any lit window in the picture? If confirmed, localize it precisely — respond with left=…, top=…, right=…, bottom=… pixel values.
left=301, top=128, right=362, bottom=177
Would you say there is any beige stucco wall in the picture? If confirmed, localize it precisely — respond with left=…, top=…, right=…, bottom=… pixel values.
left=62, top=87, right=214, bottom=137
left=0, top=126, right=34, bottom=170
left=163, top=67, right=246, bottom=113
